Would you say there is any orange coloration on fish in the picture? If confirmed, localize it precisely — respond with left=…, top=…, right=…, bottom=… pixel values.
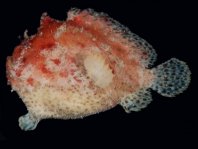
left=6, top=8, right=191, bottom=131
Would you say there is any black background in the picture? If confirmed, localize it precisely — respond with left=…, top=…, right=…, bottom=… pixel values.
left=0, top=0, right=197, bottom=146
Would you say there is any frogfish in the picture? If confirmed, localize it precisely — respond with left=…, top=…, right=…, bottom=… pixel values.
left=6, top=8, right=191, bottom=131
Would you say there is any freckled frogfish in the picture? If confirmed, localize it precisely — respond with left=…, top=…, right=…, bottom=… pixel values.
left=6, top=8, right=191, bottom=131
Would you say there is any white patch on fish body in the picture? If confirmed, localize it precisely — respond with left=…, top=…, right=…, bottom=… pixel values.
left=84, top=54, right=114, bottom=88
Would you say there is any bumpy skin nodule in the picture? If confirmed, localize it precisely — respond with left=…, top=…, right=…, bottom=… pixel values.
left=6, top=8, right=191, bottom=131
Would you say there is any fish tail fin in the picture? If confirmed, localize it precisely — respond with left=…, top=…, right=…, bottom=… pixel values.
left=151, top=58, right=191, bottom=97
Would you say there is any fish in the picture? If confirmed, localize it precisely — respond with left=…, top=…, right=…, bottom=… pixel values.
left=6, top=8, right=191, bottom=131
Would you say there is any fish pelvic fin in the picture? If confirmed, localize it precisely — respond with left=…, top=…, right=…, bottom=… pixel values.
left=151, top=58, right=191, bottom=97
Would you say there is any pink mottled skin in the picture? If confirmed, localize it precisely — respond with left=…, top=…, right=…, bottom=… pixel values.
left=7, top=11, right=153, bottom=93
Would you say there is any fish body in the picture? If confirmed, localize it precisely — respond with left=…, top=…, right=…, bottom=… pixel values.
left=6, top=8, right=191, bottom=131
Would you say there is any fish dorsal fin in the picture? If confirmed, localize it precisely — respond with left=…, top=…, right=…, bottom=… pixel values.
left=120, top=89, right=152, bottom=112
left=128, top=33, right=157, bottom=68
left=67, top=8, right=157, bottom=68
left=106, top=16, right=157, bottom=68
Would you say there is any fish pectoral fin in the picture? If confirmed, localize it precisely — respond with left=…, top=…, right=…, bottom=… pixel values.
left=120, top=89, right=152, bottom=113
left=18, top=113, right=40, bottom=131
